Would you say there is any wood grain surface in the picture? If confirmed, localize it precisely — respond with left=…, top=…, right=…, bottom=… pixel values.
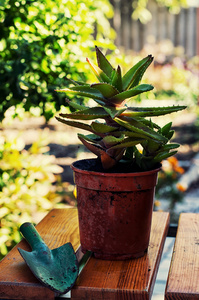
left=0, top=208, right=80, bottom=300
left=71, top=211, right=170, bottom=300
left=165, top=213, right=199, bottom=300
left=0, top=209, right=170, bottom=300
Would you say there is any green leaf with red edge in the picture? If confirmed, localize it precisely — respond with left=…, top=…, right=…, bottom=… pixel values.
left=95, top=46, right=114, bottom=78
left=86, top=57, right=111, bottom=83
left=78, top=134, right=103, bottom=157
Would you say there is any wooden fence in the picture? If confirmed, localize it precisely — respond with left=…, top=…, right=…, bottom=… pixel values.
left=109, top=0, right=198, bottom=58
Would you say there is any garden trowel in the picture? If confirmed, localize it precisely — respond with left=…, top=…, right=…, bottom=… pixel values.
left=18, top=222, right=79, bottom=294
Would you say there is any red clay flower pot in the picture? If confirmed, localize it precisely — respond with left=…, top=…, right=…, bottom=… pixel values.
left=71, top=159, right=161, bottom=260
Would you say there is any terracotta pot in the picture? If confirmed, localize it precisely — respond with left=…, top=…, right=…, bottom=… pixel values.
left=71, top=159, right=161, bottom=260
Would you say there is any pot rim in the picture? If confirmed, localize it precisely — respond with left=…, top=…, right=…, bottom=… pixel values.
left=71, top=158, right=161, bottom=178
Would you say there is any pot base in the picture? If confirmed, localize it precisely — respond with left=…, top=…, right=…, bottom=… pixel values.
left=81, top=248, right=148, bottom=260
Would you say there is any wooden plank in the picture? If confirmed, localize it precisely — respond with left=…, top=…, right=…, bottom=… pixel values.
left=165, top=213, right=199, bottom=300
left=0, top=208, right=80, bottom=300
left=71, top=211, right=170, bottom=300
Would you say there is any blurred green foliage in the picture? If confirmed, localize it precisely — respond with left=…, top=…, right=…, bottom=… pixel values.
left=0, top=0, right=115, bottom=121
left=0, top=130, right=64, bottom=259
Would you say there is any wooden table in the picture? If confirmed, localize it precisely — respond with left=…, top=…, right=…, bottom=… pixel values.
left=165, top=213, right=199, bottom=300
left=0, top=208, right=179, bottom=300
left=0, top=208, right=169, bottom=300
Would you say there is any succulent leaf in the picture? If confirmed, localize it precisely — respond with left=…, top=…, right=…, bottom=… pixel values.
left=86, top=57, right=111, bottom=83
left=66, top=77, right=89, bottom=86
left=59, top=107, right=108, bottom=120
left=95, top=46, right=114, bottom=78
left=78, top=133, right=118, bottom=169
left=56, top=47, right=186, bottom=171
left=78, top=134, right=103, bottom=156
left=111, top=65, right=123, bottom=92
left=78, top=133, right=102, bottom=143
left=115, top=117, right=168, bottom=143
left=103, top=106, right=127, bottom=118
left=91, top=83, right=119, bottom=98
left=159, top=143, right=180, bottom=151
left=91, top=122, right=117, bottom=133
left=57, top=86, right=105, bottom=102
left=117, top=130, right=153, bottom=139
left=166, top=130, right=174, bottom=140
left=154, top=150, right=178, bottom=162
left=65, top=98, right=88, bottom=111
left=55, top=117, right=94, bottom=132
left=100, top=151, right=118, bottom=169
left=160, top=122, right=172, bottom=135
left=109, top=84, right=154, bottom=105
left=107, top=138, right=144, bottom=150
left=125, top=106, right=186, bottom=117
left=102, top=135, right=125, bottom=147
left=122, top=55, right=153, bottom=90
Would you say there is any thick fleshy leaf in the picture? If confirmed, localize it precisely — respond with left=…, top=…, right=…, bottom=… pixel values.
left=103, top=106, right=127, bottom=118
left=100, top=151, right=118, bottom=169
left=159, top=143, right=180, bottom=151
left=117, top=130, right=152, bottom=139
left=123, top=105, right=186, bottom=117
left=91, top=83, right=119, bottom=98
left=107, top=139, right=144, bottom=150
left=78, top=134, right=118, bottom=169
left=111, top=65, right=123, bottom=92
left=122, top=55, right=153, bottom=90
left=109, top=84, right=154, bottom=104
left=56, top=86, right=105, bottom=102
left=91, top=122, right=117, bottom=133
left=95, top=46, right=114, bottom=78
left=59, top=107, right=109, bottom=120
left=86, top=57, right=111, bottom=83
left=56, top=117, right=94, bottom=132
left=65, top=98, right=88, bottom=111
left=102, top=135, right=125, bottom=147
left=115, top=117, right=168, bottom=143
left=78, top=133, right=102, bottom=143
left=78, top=134, right=103, bottom=156
left=154, top=150, right=178, bottom=162
left=66, top=77, right=89, bottom=86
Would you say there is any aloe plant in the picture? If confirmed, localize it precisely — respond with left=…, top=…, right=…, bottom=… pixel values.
left=56, top=46, right=186, bottom=171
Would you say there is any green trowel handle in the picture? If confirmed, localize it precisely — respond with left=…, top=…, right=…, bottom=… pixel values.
left=20, top=222, right=47, bottom=251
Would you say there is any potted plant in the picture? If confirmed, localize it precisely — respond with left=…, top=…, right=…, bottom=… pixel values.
left=56, top=46, right=186, bottom=260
